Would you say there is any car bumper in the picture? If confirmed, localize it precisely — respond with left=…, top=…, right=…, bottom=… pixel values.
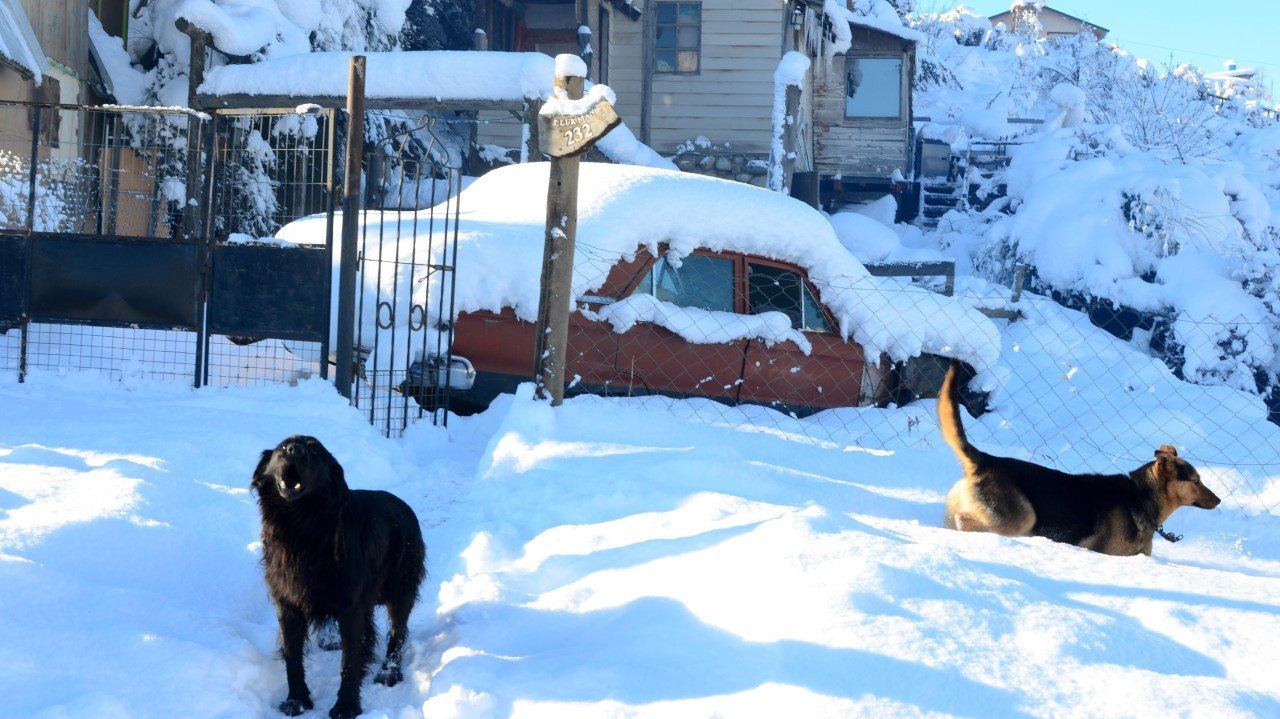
left=406, top=354, right=477, bottom=391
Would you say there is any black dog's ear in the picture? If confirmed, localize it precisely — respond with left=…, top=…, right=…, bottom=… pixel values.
left=250, top=449, right=273, bottom=491
left=326, top=451, right=350, bottom=496
left=1155, top=444, right=1178, bottom=457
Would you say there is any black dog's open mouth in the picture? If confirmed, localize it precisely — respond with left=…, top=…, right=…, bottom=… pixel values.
left=275, top=462, right=306, bottom=500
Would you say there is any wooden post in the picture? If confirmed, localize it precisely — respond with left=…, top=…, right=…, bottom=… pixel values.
left=523, top=100, right=543, bottom=162
left=334, top=55, right=366, bottom=400
left=776, top=83, right=802, bottom=194
left=532, top=70, right=585, bottom=405
left=176, top=18, right=211, bottom=241
left=639, top=0, right=655, bottom=145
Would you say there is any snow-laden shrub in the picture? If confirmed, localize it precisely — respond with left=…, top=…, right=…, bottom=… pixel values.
left=0, top=151, right=92, bottom=233
left=975, top=125, right=1280, bottom=400
left=908, top=8, right=1280, bottom=410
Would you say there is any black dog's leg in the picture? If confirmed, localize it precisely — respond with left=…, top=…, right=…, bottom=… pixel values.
left=330, top=608, right=377, bottom=719
left=374, top=598, right=414, bottom=686
left=276, top=605, right=313, bottom=716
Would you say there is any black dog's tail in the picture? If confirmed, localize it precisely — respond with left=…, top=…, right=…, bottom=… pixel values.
left=939, top=362, right=981, bottom=473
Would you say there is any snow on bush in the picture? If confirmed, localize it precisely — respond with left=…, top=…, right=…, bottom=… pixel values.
left=910, top=7, right=1280, bottom=406
left=0, top=151, right=91, bottom=233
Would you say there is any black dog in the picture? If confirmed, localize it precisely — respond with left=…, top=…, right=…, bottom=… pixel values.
left=252, top=435, right=426, bottom=719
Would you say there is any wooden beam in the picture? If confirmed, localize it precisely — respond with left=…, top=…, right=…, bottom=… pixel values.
left=193, top=93, right=528, bottom=113
left=864, top=260, right=955, bottom=297
left=334, top=56, right=366, bottom=400
left=533, top=71, right=586, bottom=404
left=639, top=0, right=655, bottom=145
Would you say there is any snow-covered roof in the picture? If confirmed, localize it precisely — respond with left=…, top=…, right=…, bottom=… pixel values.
left=276, top=163, right=1000, bottom=372
left=0, top=0, right=48, bottom=82
left=1206, top=68, right=1257, bottom=84
left=989, top=3, right=1110, bottom=34
left=200, top=51, right=558, bottom=106
left=820, top=0, right=925, bottom=52
left=88, top=12, right=147, bottom=105
left=199, top=49, right=674, bottom=171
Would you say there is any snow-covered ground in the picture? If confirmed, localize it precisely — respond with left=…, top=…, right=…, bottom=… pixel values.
left=2, top=291, right=1278, bottom=719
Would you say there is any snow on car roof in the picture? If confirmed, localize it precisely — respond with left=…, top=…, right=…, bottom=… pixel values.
left=277, top=162, right=1000, bottom=372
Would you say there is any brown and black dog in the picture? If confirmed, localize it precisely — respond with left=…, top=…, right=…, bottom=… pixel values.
left=938, top=362, right=1221, bottom=556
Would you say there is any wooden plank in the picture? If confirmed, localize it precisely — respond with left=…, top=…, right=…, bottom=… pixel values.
left=640, top=0, right=655, bottom=145
left=195, top=93, right=527, bottom=112
left=653, top=100, right=772, bottom=116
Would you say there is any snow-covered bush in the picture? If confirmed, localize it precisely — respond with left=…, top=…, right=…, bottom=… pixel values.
left=908, top=7, right=1280, bottom=411
left=109, top=1, right=472, bottom=237
left=0, top=151, right=93, bottom=233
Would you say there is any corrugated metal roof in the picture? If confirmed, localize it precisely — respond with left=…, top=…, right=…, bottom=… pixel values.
left=0, top=0, right=49, bottom=83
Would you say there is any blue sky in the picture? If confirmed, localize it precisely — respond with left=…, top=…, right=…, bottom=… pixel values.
left=953, top=1, right=1278, bottom=94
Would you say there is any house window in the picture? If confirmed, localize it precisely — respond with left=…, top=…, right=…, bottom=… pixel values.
left=845, top=57, right=903, bottom=119
left=654, top=2, right=700, bottom=75
left=91, top=0, right=129, bottom=41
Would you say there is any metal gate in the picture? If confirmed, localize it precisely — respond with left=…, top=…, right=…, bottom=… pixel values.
left=0, top=103, right=335, bottom=391
left=0, top=101, right=464, bottom=437
left=346, top=144, right=465, bottom=436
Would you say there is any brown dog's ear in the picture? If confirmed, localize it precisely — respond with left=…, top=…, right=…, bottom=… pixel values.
left=1155, top=444, right=1178, bottom=457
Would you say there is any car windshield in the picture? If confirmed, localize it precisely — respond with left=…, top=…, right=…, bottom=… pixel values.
left=632, top=254, right=734, bottom=312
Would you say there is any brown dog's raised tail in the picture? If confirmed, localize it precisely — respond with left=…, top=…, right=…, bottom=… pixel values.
left=939, top=362, right=980, bottom=473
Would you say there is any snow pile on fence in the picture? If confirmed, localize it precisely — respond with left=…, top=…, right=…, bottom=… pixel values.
left=277, top=163, right=1000, bottom=375
left=200, top=50, right=557, bottom=104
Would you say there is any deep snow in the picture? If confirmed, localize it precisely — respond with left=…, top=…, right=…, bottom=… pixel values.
left=1, top=291, right=1278, bottom=719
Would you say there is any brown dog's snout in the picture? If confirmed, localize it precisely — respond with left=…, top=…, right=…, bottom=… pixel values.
left=1198, top=487, right=1222, bottom=510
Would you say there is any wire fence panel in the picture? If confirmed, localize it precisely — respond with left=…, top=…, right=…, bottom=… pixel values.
left=208, top=109, right=337, bottom=241
left=0, top=103, right=199, bottom=238
left=22, top=325, right=198, bottom=383
left=0, top=103, right=335, bottom=392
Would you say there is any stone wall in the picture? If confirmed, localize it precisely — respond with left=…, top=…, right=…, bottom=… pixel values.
left=672, top=151, right=770, bottom=187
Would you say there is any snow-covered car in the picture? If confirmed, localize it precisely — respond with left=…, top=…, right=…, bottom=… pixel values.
left=278, top=163, right=1000, bottom=414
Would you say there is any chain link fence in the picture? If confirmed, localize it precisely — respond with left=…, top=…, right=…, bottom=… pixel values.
left=551, top=241, right=1280, bottom=515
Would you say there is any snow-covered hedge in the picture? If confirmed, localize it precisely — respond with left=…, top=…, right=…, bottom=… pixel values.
left=910, top=7, right=1280, bottom=405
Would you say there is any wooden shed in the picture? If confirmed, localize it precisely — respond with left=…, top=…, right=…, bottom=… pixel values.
left=810, top=18, right=919, bottom=213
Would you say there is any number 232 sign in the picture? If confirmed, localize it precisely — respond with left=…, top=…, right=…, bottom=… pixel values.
left=538, top=98, right=622, bottom=158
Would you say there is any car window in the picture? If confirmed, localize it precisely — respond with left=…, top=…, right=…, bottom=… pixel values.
left=632, top=254, right=734, bottom=312
left=748, top=263, right=831, bottom=332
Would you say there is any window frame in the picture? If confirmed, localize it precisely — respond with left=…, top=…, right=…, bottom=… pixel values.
left=746, top=258, right=835, bottom=333
left=597, top=5, right=610, bottom=84
left=653, top=1, right=702, bottom=76
left=842, top=54, right=907, bottom=121
left=629, top=250, right=741, bottom=314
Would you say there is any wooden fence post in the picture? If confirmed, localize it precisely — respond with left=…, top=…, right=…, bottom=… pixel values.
left=334, top=55, right=366, bottom=399
left=176, top=18, right=211, bottom=241
left=532, top=69, right=585, bottom=404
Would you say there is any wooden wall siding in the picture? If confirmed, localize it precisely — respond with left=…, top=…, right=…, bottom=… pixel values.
left=610, top=0, right=787, bottom=155
left=474, top=110, right=526, bottom=154
left=19, top=0, right=88, bottom=82
left=607, top=5, right=645, bottom=132
left=811, top=28, right=913, bottom=180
